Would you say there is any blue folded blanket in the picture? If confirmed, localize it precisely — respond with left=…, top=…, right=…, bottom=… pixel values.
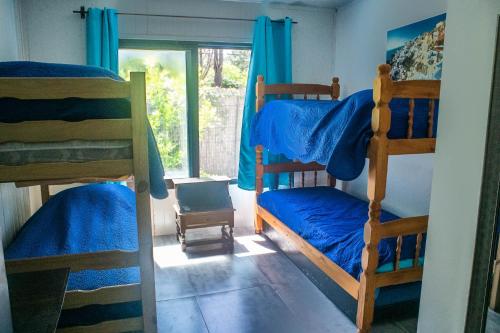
left=5, top=184, right=140, bottom=290
left=250, top=89, right=438, bottom=181
left=0, top=61, right=167, bottom=199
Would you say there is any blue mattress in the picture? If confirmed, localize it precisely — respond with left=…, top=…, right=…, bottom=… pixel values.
left=0, top=61, right=167, bottom=199
left=5, top=184, right=142, bottom=327
left=258, top=187, right=425, bottom=279
left=250, top=90, right=438, bottom=182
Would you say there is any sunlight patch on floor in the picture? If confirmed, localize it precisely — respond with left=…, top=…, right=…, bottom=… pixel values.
left=154, top=244, right=228, bottom=268
left=154, top=235, right=276, bottom=267
left=234, top=235, right=276, bottom=258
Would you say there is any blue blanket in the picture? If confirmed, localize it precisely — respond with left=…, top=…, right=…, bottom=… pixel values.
left=0, top=61, right=167, bottom=199
left=5, top=184, right=140, bottom=290
left=5, top=184, right=143, bottom=326
left=258, top=187, right=425, bottom=279
left=250, top=90, right=438, bottom=181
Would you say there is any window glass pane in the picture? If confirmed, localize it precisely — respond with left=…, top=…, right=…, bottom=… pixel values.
left=119, top=49, right=189, bottom=178
left=198, top=48, right=251, bottom=179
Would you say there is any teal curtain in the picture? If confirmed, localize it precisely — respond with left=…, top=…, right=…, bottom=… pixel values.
left=86, top=8, right=119, bottom=73
left=238, top=16, right=293, bottom=190
left=87, top=8, right=121, bottom=186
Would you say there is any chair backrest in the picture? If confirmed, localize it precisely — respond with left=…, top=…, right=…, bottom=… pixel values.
left=175, top=180, right=233, bottom=213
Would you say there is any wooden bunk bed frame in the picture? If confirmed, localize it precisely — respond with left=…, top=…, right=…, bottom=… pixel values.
left=254, top=64, right=440, bottom=333
left=0, top=73, right=157, bottom=332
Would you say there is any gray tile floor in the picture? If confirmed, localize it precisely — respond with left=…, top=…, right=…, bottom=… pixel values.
left=487, top=309, right=500, bottom=333
left=154, top=227, right=419, bottom=333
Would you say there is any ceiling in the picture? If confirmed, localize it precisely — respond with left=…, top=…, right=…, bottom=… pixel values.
left=220, top=0, right=353, bottom=9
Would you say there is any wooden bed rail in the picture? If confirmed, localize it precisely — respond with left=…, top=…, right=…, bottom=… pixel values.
left=5, top=250, right=139, bottom=274
left=262, top=161, right=325, bottom=174
left=378, top=216, right=427, bottom=274
left=0, top=119, right=133, bottom=143
left=378, top=216, right=428, bottom=239
left=374, top=268, right=423, bottom=289
left=387, top=138, right=436, bottom=155
left=392, top=80, right=441, bottom=99
left=0, top=77, right=130, bottom=99
left=255, top=147, right=335, bottom=196
left=57, top=317, right=143, bottom=333
left=257, top=75, right=340, bottom=100
left=63, top=283, right=142, bottom=310
left=0, top=160, right=133, bottom=183
left=373, top=216, right=427, bottom=289
left=15, top=176, right=132, bottom=188
left=60, top=285, right=144, bottom=333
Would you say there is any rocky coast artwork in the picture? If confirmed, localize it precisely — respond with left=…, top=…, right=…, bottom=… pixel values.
left=386, top=14, right=446, bottom=81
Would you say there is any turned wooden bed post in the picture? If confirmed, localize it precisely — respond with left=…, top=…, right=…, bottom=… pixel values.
left=255, top=75, right=265, bottom=234
left=356, top=64, right=393, bottom=333
left=131, top=72, right=157, bottom=333
left=328, top=76, right=340, bottom=187
left=40, top=184, right=50, bottom=204
left=331, top=77, right=340, bottom=100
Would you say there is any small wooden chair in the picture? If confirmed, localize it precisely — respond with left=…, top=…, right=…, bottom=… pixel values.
left=172, top=177, right=235, bottom=252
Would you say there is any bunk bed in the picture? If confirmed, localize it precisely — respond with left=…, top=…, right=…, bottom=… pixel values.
left=0, top=61, right=166, bottom=333
left=252, top=64, right=440, bottom=333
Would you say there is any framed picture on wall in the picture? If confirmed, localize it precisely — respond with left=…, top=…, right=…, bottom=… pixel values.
left=386, top=13, right=446, bottom=81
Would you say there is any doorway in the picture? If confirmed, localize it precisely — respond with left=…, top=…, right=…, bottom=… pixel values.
left=465, top=17, right=500, bottom=333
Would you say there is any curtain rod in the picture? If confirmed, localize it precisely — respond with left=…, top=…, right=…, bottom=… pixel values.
left=73, top=6, right=298, bottom=24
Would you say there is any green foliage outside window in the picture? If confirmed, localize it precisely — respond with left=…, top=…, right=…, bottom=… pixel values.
left=119, top=48, right=250, bottom=176
left=120, top=53, right=187, bottom=171
left=198, top=49, right=249, bottom=133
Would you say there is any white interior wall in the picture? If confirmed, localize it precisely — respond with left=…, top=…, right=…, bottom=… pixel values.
left=19, top=0, right=336, bottom=85
left=334, top=0, right=447, bottom=218
left=0, top=0, right=19, bottom=61
left=418, top=0, right=500, bottom=332
left=19, top=0, right=336, bottom=234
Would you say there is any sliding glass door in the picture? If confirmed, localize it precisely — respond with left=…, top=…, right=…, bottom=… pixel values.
left=119, top=41, right=250, bottom=180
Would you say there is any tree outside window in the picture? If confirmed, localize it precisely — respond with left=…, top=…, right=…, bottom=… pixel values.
left=119, top=47, right=250, bottom=179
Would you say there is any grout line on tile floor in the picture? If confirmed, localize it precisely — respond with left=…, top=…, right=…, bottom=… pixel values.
left=194, top=283, right=272, bottom=298
left=194, top=295, right=211, bottom=333
left=156, top=282, right=275, bottom=302
left=156, top=295, right=198, bottom=303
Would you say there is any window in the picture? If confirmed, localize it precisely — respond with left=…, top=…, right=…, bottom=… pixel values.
left=119, top=42, right=250, bottom=180
left=119, top=49, right=189, bottom=178
left=198, top=48, right=250, bottom=178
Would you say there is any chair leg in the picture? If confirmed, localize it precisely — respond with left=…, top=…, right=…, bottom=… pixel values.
left=175, top=217, right=180, bottom=242
left=179, top=230, right=186, bottom=251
